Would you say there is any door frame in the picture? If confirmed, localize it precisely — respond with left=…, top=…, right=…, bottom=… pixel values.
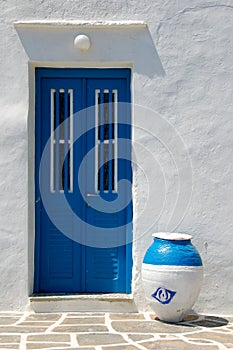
left=34, top=67, right=133, bottom=294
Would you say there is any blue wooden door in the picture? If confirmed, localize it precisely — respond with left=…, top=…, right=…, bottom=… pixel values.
left=34, top=68, right=132, bottom=294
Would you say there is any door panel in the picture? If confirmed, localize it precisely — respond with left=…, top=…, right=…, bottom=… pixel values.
left=37, top=77, right=83, bottom=293
left=35, top=69, right=132, bottom=294
left=85, top=78, right=132, bottom=292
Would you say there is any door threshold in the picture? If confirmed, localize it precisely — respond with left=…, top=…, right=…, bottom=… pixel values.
left=30, top=294, right=137, bottom=313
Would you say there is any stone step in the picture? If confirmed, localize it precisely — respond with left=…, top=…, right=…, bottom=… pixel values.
left=30, top=294, right=137, bottom=313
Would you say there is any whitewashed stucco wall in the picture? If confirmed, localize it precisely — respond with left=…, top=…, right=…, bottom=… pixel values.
left=0, top=0, right=233, bottom=314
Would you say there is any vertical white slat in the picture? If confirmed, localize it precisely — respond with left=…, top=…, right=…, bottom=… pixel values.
left=50, top=89, right=55, bottom=193
left=103, top=89, right=109, bottom=193
left=69, top=89, right=73, bottom=192
left=64, top=88, right=69, bottom=193
left=99, top=89, right=104, bottom=193
left=113, top=89, right=118, bottom=193
left=95, top=89, right=100, bottom=193
left=108, top=90, right=113, bottom=193
left=55, top=89, right=60, bottom=192
left=59, top=89, right=65, bottom=193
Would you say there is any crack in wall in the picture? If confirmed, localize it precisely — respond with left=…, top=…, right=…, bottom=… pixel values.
left=156, top=3, right=233, bottom=45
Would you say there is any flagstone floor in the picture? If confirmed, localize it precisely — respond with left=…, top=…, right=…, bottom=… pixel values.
left=0, top=312, right=232, bottom=350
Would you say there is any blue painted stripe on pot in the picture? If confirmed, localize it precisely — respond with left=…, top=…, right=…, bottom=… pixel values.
left=143, top=238, right=203, bottom=266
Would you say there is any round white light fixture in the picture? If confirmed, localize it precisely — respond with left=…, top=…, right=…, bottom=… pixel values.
left=74, top=34, right=91, bottom=51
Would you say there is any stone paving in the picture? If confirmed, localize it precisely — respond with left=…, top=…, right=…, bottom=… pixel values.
left=0, top=312, right=232, bottom=350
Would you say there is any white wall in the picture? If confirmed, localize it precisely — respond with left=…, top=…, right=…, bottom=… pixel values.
left=0, top=0, right=233, bottom=315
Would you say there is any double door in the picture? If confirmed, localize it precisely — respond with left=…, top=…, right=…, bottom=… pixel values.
left=34, top=68, right=132, bottom=293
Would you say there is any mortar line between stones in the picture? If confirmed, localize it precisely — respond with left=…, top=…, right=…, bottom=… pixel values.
left=143, top=312, right=153, bottom=321
left=189, top=327, right=233, bottom=334
left=45, top=313, right=66, bottom=333
left=179, top=333, right=228, bottom=350
left=105, top=313, right=116, bottom=333
left=121, top=333, right=149, bottom=350
left=177, top=329, right=209, bottom=336
left=70, top=332, right=78, bottom=347
left=19, top=333, right=27, bottom=350
left=105, top=313, right=147, bottom=350
left=15, top=312, right=31, bottom=325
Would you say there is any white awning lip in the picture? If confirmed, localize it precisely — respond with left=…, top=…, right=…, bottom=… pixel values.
left=13, top=20, right=147, bottom=29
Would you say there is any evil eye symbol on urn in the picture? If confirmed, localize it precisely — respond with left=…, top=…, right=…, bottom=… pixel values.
left=152, top=287, right=176, bottom=305
left=142, top=232, right=203, bottom=323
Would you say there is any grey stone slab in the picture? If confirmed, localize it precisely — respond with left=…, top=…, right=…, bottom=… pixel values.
left=188, top=331, right=233, bottom=347
left=0, top=335, right=21, bottom=343
left=159, top=334, right=180, bottom=339
left=210, top=328, right=232, bottom=333
left=128, top=333, right=155, bottom=341
left=53, top=325, right=108, bottom=333
left=0, top=314, right=22, bottom=317
left=77, top=332, right=125, bottom=346
left=109, top=313, right=145, bottom=320
left=18, top=322, right=54, bottom=326
left=27, top=334, right=70, bottom=342
left=141, top=340, right=219, bottom=349
left=111, top=320, right=195, bottom=333
left=61, top=317, right=105, bottom=324
left=103, top=346, right=138, bottom=350
left=185, top=338, right=221, bottom=345
left=26, top=343, right=70, bottom=349
left=0, top=318, right=20, bottom=325
left=0, top=326, right=48, bottom=333
left=0, top=345, right=20, bottom=349
left=67, top=313, right=105, bottom=317
left=55, top=348, right=95, bottom=350
left=25, top=314, right=61, bottom=321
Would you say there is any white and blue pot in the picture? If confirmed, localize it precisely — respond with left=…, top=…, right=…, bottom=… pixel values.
left=142, top=232, right=203, bottom=323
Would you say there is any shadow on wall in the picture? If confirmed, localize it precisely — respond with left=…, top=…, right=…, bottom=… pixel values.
left=14, top=21, right=165, bottom=78
left=135, top=27, right=165, bottom=77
